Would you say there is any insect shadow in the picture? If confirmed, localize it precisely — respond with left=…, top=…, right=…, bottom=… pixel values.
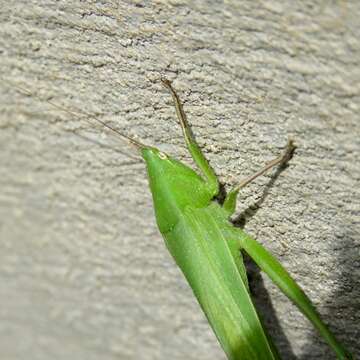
left=298, top=233, right=358, bottom=360
left=226, top=163, right=297, bottom=359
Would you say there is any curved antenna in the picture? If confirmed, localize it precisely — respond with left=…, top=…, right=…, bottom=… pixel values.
left=3, top=79, right=146, bottom=151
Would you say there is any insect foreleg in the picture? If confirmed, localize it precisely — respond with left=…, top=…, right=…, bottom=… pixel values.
left=223, top=139, right=296, bottom=216
left=161, top=79, right=219, bottom=196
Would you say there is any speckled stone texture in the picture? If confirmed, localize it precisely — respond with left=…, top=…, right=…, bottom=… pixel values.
left=0, top=1, right=359, bottom=359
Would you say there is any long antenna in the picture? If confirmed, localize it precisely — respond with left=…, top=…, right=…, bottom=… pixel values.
left=2, top=79, right=147, bottom=150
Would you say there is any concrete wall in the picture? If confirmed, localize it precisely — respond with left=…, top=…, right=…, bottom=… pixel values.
left=0, top=1, right=359, bottom=359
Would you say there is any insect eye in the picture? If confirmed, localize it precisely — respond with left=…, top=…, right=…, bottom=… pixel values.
left=158, top=152, right=168, bottom=160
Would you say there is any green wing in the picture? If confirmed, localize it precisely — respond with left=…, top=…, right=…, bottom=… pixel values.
left=163, top=204, right=279, bottom=360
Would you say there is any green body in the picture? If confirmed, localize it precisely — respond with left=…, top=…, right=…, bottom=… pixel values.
left=138, top=80, right=352, bottom=359
left=143, top=150, right=276, bottom=359
left=142, top=146, right=351, bottom=360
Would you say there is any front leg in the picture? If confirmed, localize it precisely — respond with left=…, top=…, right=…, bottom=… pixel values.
left=161, top=79, right=219, bottom=197
left=223, top=139, right=296, bottom=216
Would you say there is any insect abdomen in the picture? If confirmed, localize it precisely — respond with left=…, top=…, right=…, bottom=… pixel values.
left=162, top=203, right=278, bottom=360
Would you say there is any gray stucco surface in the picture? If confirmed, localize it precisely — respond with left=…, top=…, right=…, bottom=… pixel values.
left=0, top=1, right=359, bottom=359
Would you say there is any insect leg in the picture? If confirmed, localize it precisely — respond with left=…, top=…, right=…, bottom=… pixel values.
left=223, top=139, right=295, bottom=216
left=239, top=232, right=352, bottom=360
left=161, top=79, right=219, bottom=196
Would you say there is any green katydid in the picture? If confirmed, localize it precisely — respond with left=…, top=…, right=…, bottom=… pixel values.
left=141, top=79, right=352, bottom=360
left=7, top=78, right=352, bottom=359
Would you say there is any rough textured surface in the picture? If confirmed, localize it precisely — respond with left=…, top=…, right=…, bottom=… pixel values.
left=0, top=1, right=359, bottom=359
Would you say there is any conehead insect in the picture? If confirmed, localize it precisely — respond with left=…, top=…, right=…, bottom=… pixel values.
left=6, top=78, right=352, bottom=360
left=141, top=79, right=352, bottom=360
